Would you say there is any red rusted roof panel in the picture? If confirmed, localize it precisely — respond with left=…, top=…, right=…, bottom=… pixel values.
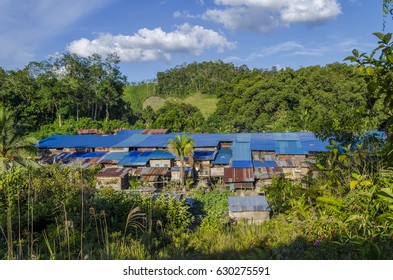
left=224, top=168, right=254, bottom=183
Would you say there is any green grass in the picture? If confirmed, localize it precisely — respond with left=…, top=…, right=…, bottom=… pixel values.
left=183, top=93, right=218, bottom=118
left=123, top=83, right=218, bottom=118
left=142, top=96, right=167, bottom=111
left=123, top=83, right=156, bottom=113
left=142, top=92, right=218, bottom=118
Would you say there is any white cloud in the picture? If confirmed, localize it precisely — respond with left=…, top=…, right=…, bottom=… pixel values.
left=67, top=23, right=236, bottom=62
left=281, top=0, right=341, bottom=23
left=173, top=10, right=200, bottom=19
left=203, top=0, right=342, bottom=32
left=225, top=41, right=327, bottom=63
left=214, top=0, right=284, bottom=8
left=203, top=7, right=280, bottom=32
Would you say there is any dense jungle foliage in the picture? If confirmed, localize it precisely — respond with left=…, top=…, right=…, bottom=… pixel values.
left=0, top=53, right=388, bottom=138
left=2, top=3, right=393, bottom=258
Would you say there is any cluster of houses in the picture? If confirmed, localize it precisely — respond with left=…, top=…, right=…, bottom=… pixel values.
left=37, top=128, right=385, bottom=224
left=38, top=128, right=329, bottom=191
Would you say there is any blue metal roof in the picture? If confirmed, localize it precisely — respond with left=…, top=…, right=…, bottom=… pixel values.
left=232, top=142, right=251, bottom=161
left=253, top=160, right=278, bottom=168
left=148, top=150, right=175, bottom=159
left=119, top=150, right=175, bottom=166
left=274, top=132, right=300, bottom=141
left=38, top=130, right=332, bottom=155
left=231, top=141, right=252, bottom=167
left=190, top=134, right=224, bottom=147
left=75, top=151, right=107, bottom=158
left=276, top=140, right=307, bottom=155
left=135, top=134, right=173, bottom=148
left=194, top=150, right=216, bottom=161
left=112, top=134, right=152, bottom=148
left=212, top=149, right=232, bottom=165
left=231, top=160, right=253, bottom=168
left=228, top=196, right=270, bottom=212
left=236, top=133, right=251, bottom=143
left=297, top=132, right=329, bottom=152
left=119, top=151, right=151, bottom=166
left=250, top=133, right=276, bottom=151
left=100, top=152, right=129, bottom=161
left=37, top=130, right=142, bottom=149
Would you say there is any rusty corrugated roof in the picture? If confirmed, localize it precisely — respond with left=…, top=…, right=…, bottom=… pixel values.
left=95, top=167, right=130, bottom=178
left=254, top=167, right=283, bottom=179
left=78, top=129, right=99, bottom=135
left=141, top=175, right=159, bottom=182
left=141, top=129, right=169, bottom=134
left=135, top=167, right=170, bottom=176
left=224, top=168, right=254, bottom=183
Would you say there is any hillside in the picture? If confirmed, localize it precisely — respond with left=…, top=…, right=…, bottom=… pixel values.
left=143, top=92, right=218, bottom=118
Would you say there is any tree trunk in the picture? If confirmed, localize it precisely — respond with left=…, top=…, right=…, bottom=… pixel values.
left=76, top=103, right=79, bottom=122
left=105, top=101, right=109, bottom=121
left=7, top=194, right=13, bottom=260
left=94, top=103, right=98, bottom=120
left=54, top=103, right=62, bottom=127
left=180, top=159, right=185, bottom=193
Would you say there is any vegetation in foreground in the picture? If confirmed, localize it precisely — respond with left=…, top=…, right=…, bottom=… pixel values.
left=1, top=147, right=393, bottom=260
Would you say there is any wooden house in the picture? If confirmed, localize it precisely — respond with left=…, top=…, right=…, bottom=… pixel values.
left=95, top=167, right=131, bottom=190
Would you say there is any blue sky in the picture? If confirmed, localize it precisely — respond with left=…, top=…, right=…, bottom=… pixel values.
left=0, top=1, right=389, bottom=82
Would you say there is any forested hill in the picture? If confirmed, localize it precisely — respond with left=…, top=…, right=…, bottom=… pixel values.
left=0, top=55, right=388, bottom=138
left=125, top=61, right=387, bottom=138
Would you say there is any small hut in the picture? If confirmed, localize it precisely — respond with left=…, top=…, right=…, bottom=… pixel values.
left=228, top=196, right=270, bottom=224
left=95, top=167, right=130, bottom=190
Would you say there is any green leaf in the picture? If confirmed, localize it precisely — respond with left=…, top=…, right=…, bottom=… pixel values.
left=344, top=55, right=356, bottom=62
left=367, top=82, right=377, bottom=92
left=361, top=180, right=372, bottom=187
left=387, top=53, right=393, bottom=63
left=383, top=33, right=392, bottom=44
left=373, top=32, right=385, bottom=41
left=377, top=188, right=393, bottom=203
left=352, top=49, right=359, bottom=57
left=350, top=180, right=358, bottom=190
left=346, top=214, right=362, bottom=222
left=366, top=67, right=374, bottom=76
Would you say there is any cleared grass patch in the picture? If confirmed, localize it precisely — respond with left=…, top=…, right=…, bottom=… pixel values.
left=123, top=84, right=155, bottom=113
left=143, top=92, right=217, bottom=118
left=184, top=92, right=217, bottom=118
left=143, top=96, right=167, bottom=110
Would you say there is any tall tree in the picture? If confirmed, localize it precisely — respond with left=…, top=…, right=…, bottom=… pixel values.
left=0, top=104, right=37, bottom=172
left=167, top=135, right=195, bottom=192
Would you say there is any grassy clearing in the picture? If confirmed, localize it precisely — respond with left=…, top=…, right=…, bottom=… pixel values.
left=143, top=92, right=218, bottom=118
left=184, top=93, right=217, bottom=118
left=142, top=96, right=167, bottom=110
left=123, top=84, right=156, bottom=113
